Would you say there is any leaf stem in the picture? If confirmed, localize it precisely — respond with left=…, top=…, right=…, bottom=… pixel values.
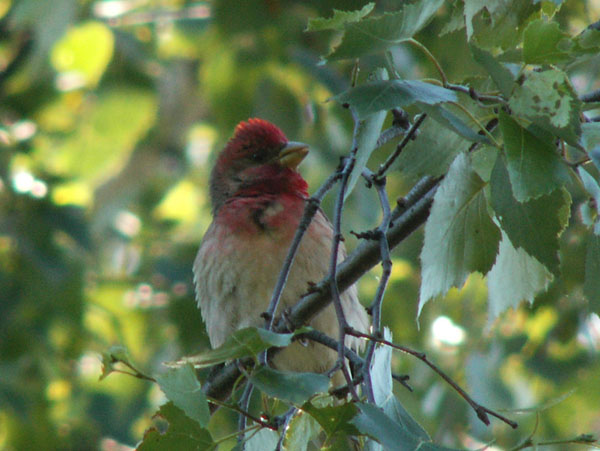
left=449, top=101, right=502, bottom=148
left=407, top=38, right=448, bottom=86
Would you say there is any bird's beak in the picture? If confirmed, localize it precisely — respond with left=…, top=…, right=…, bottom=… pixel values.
left=278, top=141, right=309, bottom=170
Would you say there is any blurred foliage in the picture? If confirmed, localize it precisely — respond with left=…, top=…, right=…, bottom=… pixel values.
left=0, top=0, right=599, bottom=450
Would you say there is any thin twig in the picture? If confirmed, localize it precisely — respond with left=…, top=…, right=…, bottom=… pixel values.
left=275, top=406, right=299, bottom=450
left=206, top=394, right=278, bottom=431
left=237, top=376, right=255, bottom=447
left=580, top=88, right=600, bottom=103
left=329, top=145, right=360, bottom=401
left=446, top=83, right=506, bottom=104
left=345, top=328, right=518, bottom=429
left=360, top=169, right=393, bottom=403
left=376, top=113, right=428, bottom=178
left=263, top=170, right=342, bottom=332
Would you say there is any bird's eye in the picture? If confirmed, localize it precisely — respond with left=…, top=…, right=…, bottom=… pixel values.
left=250, top=152, right=267, bottom=162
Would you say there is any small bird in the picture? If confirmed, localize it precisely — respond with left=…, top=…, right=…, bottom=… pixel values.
left=193, top=118, right=369, bottom=375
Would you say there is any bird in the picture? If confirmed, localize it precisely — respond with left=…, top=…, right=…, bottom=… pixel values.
left=193, top=118, right=369, bottom=376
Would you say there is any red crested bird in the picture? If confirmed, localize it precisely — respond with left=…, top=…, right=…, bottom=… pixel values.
left=193, top=118, right=369, bottom=375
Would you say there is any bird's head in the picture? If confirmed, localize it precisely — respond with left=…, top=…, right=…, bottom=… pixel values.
left=209, top=119, right=309, bottom=214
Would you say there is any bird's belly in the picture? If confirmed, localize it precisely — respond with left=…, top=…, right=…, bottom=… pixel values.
left=196, top=226, right=294, bottom=346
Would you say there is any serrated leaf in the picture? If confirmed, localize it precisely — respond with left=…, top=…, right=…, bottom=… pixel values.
left=302, top=402, right=360, bottom=437
left=334, top=79, right=457, bottom=119
left=463, top=0, right=487, bottom=40
left=499, top=112, right=570, bottom=201
left=470, top=44, right=514, bottom=97
left=487, top=231, right=553, bottom=323
left=419, top=153, right=501, bottom=316
left=395, top=120, right=468, bottom=182
left=156, top=364, right=210, bottom=427
left=166, top=327, right=295, bottom=368
left=250, top=366, right=329, bottom=405
left=138, top=402, right=213, bottom=450
left=326, top=0, right=444, bottom=60
left=439, top=1, right=465, bottom=36
left=522, top=19, right=571, bottom=64
left=344, top=68, right=388, bottom=200
left=508, top=69, right=581, bottom=146
left=584, top=234, right=600, bottom=312
left=570, top=28, right=600, bottom=58
left=490, top=156, right=571, bottom=275
left=465, top=0, right=538, bottom=50
left=306, top=3, right=374, bottom=31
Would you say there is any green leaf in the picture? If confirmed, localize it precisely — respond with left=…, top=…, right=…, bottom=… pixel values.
left=250, top=366, right=330, bottom=405
left=499, top=112, right=570, bottom=201
left=584, top=234, right=600, bottom=312
left=326, top=0, right=444, bottom=60
left=465, top=0, right=538, bottom=50
left=352, top=403, right=414, bottom=448
left=471, top=145, right=500, bottom=182
left=282, top=409, right=321, bottom=451
left=306, top=3, right=374, bottom=31
left=522, top=19, right=571, bottom=65
left=490, top=156, right=571, bottom=275
left=508, top=69, right=581, bottom=146
left=51, top=21, right=114, bottom=87
left=419, top=153, right=501, bottom=315
left=334, top=80, right=457, bottom=119
left=99, top=345, right=132, bottom=380
left=138, top=403, right=214, bottom=450
left=463, top=0, right=488, bottom=40
left=244, top=428, right=279, bottom=451
left=418, top=103, right=487, bottom=142
left=302, top=402, right=360, bottom=437
left=370, top=329, right=429, bottom=440
left=352, top=403, right=455, bottom=450
left=570, top=28, right=600, bottom=58
left=395, top=120, right=468, bottom=182
left=439, top=1, right=466, bottom=36
left=156, top=364, right=210, bottom=427
left=470, top=44, right=515, bottom=97
left=487, top=231, right=553, bottom=322
left=344, top=68, right=388, bottom=200
left=168, top=327, right=295, bottom=369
